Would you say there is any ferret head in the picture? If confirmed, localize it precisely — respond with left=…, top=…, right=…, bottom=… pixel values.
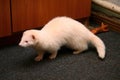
left=19, top=30, right=38, bottom=47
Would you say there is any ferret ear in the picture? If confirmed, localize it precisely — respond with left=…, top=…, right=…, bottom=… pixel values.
left=31, top=35, right=36, bottom=40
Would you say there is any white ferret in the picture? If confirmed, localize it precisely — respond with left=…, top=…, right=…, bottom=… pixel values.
left=19, top=16, right=105, bottom=61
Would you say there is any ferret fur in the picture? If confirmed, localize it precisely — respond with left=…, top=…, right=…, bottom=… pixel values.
left=19, top=16, right=105, bottom=61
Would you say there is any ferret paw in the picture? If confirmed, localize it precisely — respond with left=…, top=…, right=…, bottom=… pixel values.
left=49, top=53, right=57, bottom=60
left=49, top=55, right=56, bottom=60
left=73, top=50, right=81, bottom=54
left=34, top=56, right=43, bottom=61
left=49, top=56, right=56, bottom=60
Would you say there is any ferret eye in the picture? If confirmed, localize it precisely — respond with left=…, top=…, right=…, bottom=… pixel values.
left=25, top=41, right=28, bottom=43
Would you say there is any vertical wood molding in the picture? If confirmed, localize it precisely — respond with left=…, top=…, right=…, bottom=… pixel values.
left=0, top=0, right=11, bottom=37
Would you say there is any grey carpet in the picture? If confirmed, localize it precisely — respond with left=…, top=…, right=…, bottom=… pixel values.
left=0, top=31, right=120, bottom=80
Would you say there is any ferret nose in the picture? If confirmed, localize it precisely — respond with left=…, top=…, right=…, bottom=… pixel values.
left=19, top=43, right=25, bottom=47
left=19, top=42, right=22, bottom=46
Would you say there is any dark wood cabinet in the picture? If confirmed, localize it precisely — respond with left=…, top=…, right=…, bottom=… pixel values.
left=0, top=0, right=91, bottom=37
left=11, top=0, right=91, bottom=32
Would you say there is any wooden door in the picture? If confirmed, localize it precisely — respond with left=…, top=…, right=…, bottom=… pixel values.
left=11, top=0, right=91, bottom=32
left=0, top=0, right=11, bottom=37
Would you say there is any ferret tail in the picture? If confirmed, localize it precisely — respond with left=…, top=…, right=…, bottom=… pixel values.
left=90, top=35, right=106, bottom=59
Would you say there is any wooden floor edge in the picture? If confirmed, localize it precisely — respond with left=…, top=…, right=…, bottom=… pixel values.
left=90, top=11, right=120, bottom=33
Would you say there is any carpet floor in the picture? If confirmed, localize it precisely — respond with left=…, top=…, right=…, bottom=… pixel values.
left=0, top=31, right=120, bottom=80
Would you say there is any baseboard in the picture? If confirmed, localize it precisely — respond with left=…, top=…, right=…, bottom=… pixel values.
left=0, top=32, right=22, bottom=47
left=91, top=11, right=120, bottom=32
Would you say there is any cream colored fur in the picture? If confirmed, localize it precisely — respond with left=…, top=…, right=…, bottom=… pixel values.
left=19, top=16, right=105, bottom=61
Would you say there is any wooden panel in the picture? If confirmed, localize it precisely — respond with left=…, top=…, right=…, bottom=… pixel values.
left=0, top=0, right=11, bottom=37
left=12, top=0, right=91, bottom=32
left=91, top=11, right=120, bottom=33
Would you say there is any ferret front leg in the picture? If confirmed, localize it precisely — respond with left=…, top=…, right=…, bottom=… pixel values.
left=49, top=51, right=58, bottom=60
left=34, top=52, right=44, bottom=61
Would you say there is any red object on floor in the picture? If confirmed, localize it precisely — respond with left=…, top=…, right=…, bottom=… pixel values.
left=91, top=22, right=109, bottom=34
